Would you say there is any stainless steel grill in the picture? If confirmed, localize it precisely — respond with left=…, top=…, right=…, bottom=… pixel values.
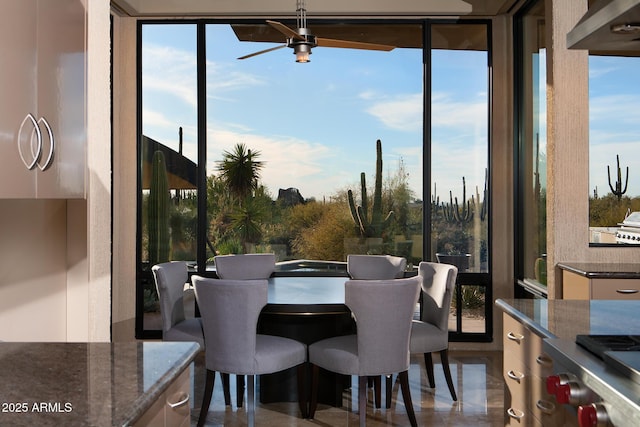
left=616, top=211, right=640, bottom=244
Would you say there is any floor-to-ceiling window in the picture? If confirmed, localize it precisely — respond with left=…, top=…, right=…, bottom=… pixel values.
left=137, top=19, right=492, bottom=341
left=428, top=22, right=491, bottom=340
left=515, top=0, right=547, bottom=298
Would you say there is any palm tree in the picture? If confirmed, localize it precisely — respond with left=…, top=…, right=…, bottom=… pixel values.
left=217, top=143, right=264, bottom=203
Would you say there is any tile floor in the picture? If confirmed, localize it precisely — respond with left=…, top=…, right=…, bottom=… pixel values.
left=190, top=350, right=504, bottom=426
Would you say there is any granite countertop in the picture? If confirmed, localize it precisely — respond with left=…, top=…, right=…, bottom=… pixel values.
left=0, top=341, right=200, bottom=426
left=557, top=262, right=640, bottom=279
left=495, top=298, right=640, bottom=339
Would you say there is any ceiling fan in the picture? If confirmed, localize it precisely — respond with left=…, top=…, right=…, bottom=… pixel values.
left=238, top=0, right=396, bottom=63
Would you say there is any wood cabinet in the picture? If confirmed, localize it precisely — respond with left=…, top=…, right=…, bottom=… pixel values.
left=133, top=368, right=191, bottom=427
left=503, top=313, right=567, bottom=426
left=0, top=0, right=86, bottom=199
left=562, top=270, right=640, bottom=300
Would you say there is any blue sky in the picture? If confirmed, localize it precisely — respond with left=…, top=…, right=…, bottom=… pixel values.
left=142, top=23, right=639, bottom=202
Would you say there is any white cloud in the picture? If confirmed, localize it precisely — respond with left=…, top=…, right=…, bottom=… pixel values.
left=366, top=93, right=423, bottom=131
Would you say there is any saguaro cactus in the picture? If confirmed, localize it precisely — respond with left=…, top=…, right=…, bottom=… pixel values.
left=347, top=139, right=394, bottom=238
left=442, top=177, right=473, bottom=224
left=607, top=154, right=629, bottom=201
left=148, top=150, right=171, bottom=266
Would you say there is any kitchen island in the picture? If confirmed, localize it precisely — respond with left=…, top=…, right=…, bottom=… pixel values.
left=496, top=299, right=640, bottom=426
left=0, top=341, right=200, bottom=426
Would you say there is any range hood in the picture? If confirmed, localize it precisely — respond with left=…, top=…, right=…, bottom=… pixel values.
left=567, top=0, right=640, bottom=52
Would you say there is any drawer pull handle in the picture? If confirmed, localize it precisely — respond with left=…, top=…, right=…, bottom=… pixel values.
left=507, top=331, right=524, bottom=343
left=536, top=355, right=553, bottom=366
left=507, top=407, right=525, bottom=420
left=536, top=399, right=556, bottom=414
left=167, top=392, right=190, bottom=409
left=507, top=370, right=525, bottom=382
left=616, top=289, right=639, bottom=294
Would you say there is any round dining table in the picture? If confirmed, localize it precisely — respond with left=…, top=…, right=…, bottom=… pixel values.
left=258, top=275, right=354, bottom=406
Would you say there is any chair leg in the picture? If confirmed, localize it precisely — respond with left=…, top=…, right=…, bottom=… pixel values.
left=372, top=375, right=382, bottom=408
left=197, top=369, right=215, bottom=427
left=358, top=376, right=367, bottom=427
left=440, top=349, right=458, bottom=401
left=398, top=370, right=418, bottom=427
left=297, top=364, right=308, bottom=418
left=309, top=364, right=320, bottom=419
left=423, top=352, right=435, bottom=388
left=221, top=373, right=231, bottom=406
left=236, top=375, right=245, bottom=407
left=247, top=374, right=255, bottom=427
left=385, top=374, right=393, bottom=409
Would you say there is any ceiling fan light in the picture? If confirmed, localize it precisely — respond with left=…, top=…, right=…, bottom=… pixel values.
left=294, top=44, right=311, bottom=63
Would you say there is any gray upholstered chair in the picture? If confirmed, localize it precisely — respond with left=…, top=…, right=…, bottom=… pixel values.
left=409, top=261, right=458, bottom=401
left=212, top=253, right=276, bottom=407
left=308, top=277, right=421, bottom=427
left=151, top=261, right=204, bottom=348
left=192, top=276, right=307, bottom=427
left=346, top=254, right=407, bottom=280
left=214, top=253, right=276, bottom=280
left=347, top=253, right=407, bottom=407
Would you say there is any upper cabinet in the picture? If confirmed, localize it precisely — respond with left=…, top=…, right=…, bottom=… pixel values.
left=0, top=0, right=86, bottom=199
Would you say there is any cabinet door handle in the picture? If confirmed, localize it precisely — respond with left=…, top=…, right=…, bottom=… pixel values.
left=507, top=370, right=525, bottom=382
left=616, top=289, right=639, bottom=294
left=536, top=399, right=556, bottom=414
left=167, top=392, right=190, bottom=409
left=507, top=331, right=524, bottom=343
left=536, top=355, right=553, bottom=366
left=17, top=113, right=41, bottom=170
left=37, top=117, right=55, bottom=171
left=507, top=407, right=525, bottom=420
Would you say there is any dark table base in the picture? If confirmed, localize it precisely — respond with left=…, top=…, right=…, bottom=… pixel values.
left=257, top=311, right=355, bottom=406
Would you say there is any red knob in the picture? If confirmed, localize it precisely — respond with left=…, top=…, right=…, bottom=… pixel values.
left=578, top=404, right=597, bottom=427
left=556, top=383, right=571, bottom=404
left=578, top=403, right=608, bottom=427
left=546, top=375, right=561, bottom=395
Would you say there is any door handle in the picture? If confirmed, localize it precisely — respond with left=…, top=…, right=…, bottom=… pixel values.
left=37, top=116, right=55, bottom=171
left=17, top=113, right=42, bottom=170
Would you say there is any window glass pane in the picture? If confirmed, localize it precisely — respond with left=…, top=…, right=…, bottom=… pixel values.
left=141, top=24, right=198, bottom=330
left=430, top=24, right=489, bottom=275
left=589, top=55, right=640, bottom=244
left=204, top=23, right=423, bottom=270
left=518, top=1, right=547, bottom=289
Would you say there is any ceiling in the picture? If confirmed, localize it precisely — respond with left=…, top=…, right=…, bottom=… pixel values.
left=111, top=0, right=519, bottom=18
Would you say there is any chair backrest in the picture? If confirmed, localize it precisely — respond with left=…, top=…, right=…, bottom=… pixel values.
left=192, top=276, right=267, bottom=374
left=346, top=254, right=407, bottom=279
left=419, top=261, right=457, bottom=331
left=214, top=253, right=276, bottom=280
left=345, top=276, right=421, bottom=376
left=151, top=261, right=189, bottom=333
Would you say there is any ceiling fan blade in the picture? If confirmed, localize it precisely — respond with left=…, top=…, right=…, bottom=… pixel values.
left=267, top=20, right=305, bottom=41
left=238, top=44, right=287, bottom=60
left=316, top=37, right=396, bottom=51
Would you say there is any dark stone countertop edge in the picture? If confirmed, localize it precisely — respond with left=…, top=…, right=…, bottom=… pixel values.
left=120, top=342, right=200, bottom=427
left=495, top=298, right=557, bottom=340
left=557, top=263, right=640, bottom=279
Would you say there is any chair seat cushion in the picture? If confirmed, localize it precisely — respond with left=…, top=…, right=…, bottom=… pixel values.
left=308, top=335, right=359, bottom=375
left=409, top=320, right=448, bottom=353
left=164, top=317, right=204, bottom=349
left=253, top=334, right=307, bottom=375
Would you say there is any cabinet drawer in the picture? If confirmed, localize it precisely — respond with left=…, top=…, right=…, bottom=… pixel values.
left=530, top=373, right=565, bottom=426
left=165, top=368, right=191, bottom=427
left=503, top=314, right=552, bottom=374
left=504, top=357, right=528, bottom=417
left=591, top=279, right=640, bottom=300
